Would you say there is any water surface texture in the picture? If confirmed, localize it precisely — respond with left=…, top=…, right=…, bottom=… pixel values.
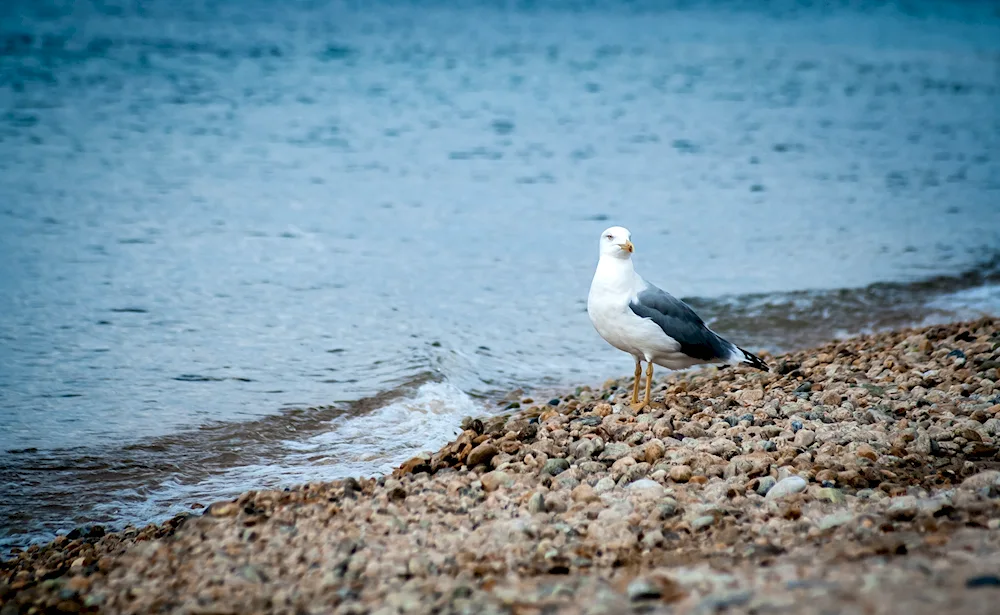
left=2, top=0, right=1000, bottom=548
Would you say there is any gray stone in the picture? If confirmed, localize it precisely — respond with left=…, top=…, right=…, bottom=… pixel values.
left=627, top=479, right=665, bottom=500
left=817, top=511, right=854, bottom=530
left=794, top=429, right=816, bottom=448
left=577, top=461, right=606, bottom=475
left=528, top=492, right=546, bottom=514
left=691, top=515, right=716, bottom=530
left=815, top=487, right=846, bottom=504
left=556, top=475, right=581, bottom=491
left=657, top=498, right=679, bottom=518
left=542, top=458, right=570, bottom=476
left=594, top=477, right=616, bottom=494
left=599, top=443, right=631, bottom=461
left=480, top=471, right=514, bottom=492
left=642, top=530, right=665, bottom=549
left=886, top=495, right=918, bottom=520
left=755, top=476, right=776, bottom=496
left=627, top=578, right=662, bottom=601
left=961, top=470, right=1000, bottom=490
left=765, top=476, right=807, bottom=500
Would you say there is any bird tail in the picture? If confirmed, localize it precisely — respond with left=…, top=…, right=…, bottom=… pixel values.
left=729, top=345, right=769, bottom=372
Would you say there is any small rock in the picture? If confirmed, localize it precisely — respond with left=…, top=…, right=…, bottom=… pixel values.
left=621, top=462, right=651, bottom=485
left=765, top=476, right=807, bottom=500
left=594, top=477, right=617, bottom=494
left=627, top=578, right=662, bottom=601
left=794, top=429, right=816, bottom=448
left=577, top=461, right=605, bottom=475
left=886, top=495, right=918, bottom=520
left=755, top=476, right=776, bottom=496
left=818, top=511, right=854, bottom=530
left=856, top=443, right=877, bottom=461
left=691, top=515, right=715, bottom=530
left=669, top=465, right=692, bottom=483
left=528, top=492, right=546, bottom=513
left=816, top=488, right=846, bottom=504
left=467, top=442, right=498, bottom=467
left=572, top=483, right=599, bottom=503
left=481, top=471, right=514, bottom=492
left=599, top=443, right=631, bottom=461
left=572, top=439, right=601, bottom=459
left=642, top=530, right=665, bottom=549
left=791, top=420, right=803, bottom=432
left=678, top=423, right=708, bottom=439
left=658, top=498, right=679, bottom=518
left=556, top=475, right=580, bottom=491
left=961, top=470, right=1000, bottom=490
left=542, top=458, right=570, bottom=476
left=644, top=440, right=665, bottom=464
left=204, top=501, right=239, bottom=517
left=627, top=479, right=665, bottom=500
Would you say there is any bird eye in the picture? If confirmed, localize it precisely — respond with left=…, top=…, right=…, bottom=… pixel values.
left=605, top=234, right=614, bottom=240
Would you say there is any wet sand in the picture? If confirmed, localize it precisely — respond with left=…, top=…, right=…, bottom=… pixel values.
left=3, top=317, right=1000, bottom=614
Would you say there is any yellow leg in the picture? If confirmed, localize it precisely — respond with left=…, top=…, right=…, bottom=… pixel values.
left=643, top=362, right=654, bottom=408
left=631, top=360, right=642, bottom=405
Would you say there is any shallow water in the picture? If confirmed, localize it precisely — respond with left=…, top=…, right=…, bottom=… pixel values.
left=1, top=0, right=999, bottom=549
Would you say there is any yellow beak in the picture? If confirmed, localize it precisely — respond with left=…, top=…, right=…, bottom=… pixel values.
left=620, top=240, right=634, bottom=253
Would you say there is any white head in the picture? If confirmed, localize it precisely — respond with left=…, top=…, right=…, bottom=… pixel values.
left=598, top=226, right=634, bottom=259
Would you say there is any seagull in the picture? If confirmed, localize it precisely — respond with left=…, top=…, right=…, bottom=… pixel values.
left=587, top=226, right=768, bottom=409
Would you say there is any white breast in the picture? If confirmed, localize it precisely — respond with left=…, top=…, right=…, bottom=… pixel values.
left=587, top=256, right=687, bottom=365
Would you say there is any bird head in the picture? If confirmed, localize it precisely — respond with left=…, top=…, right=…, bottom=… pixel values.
left=599, top=226, right=634, bottom=259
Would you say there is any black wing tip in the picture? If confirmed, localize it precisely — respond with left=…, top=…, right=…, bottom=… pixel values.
left=740, top=347, right=770, bottom=372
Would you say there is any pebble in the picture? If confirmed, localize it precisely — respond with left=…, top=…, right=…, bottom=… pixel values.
left=527, top=492, right=546, bottom=514
left=765, top=476, right=807, bottom=500
left=599, top=443, right=631, bottom=461
left=627, top=578, right=662, bottom=601
left=658, top=498, right=679, bottom=518
left=669, top=465, right=692, bottom=483
left=691, top=515, right=716, bottom=530
left=627, top=479, right=665, bottom=500
left=572, top=484, right=599, bottom=503
left=594, top=477, right=616, bottom=494
left=480, top=471, right=514, bottom=492
left=467, top=443, right=498, bottom=468
left=886, top=495, right=918, bottom=521
left=541, top=458, right=570, bottom=476
left=818, top=511, right=854, bottom=530
left=960, top=470, right=1000, bottom=490
left=794, top=429, right=816, bottom=447
left=816, top=488, right=846, bottom=504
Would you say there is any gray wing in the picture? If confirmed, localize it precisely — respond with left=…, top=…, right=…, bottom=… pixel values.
left=628, top=284, right=734, bottom=361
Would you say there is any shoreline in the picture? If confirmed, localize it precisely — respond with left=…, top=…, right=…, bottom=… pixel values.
left=3, top=317, right=1000, bottom=614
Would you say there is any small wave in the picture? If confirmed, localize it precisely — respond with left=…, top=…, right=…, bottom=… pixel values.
left=0, top=372, right=444, bottom=550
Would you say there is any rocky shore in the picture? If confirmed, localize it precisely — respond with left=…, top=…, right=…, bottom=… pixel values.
left=4, top=317, right=1000, bottom=614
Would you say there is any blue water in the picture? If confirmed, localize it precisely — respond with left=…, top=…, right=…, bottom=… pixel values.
left=1, top=0, right=999, bottom=549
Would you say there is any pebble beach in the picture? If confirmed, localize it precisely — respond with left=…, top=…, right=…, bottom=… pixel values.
left=4, top=316, right=1000, bottom=614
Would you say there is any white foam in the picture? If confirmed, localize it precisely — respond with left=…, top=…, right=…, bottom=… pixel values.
left=282, top=381, right=480, bottom=479
left=925, top=283, right=1000, bottom=321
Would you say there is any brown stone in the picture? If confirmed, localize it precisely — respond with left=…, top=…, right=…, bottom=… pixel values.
left=467, top=442, right=499, bottom=468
